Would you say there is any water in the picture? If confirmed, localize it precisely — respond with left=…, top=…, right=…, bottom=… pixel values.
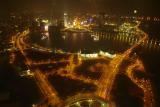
left=48, top=30, right=160, bottom=106
left=50, top=31, right=131, bottom=53
left=30, top=29, right=160, bottom=106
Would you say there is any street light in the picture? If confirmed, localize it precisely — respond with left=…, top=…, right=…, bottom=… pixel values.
left=134, top=10, right=138, bottom=14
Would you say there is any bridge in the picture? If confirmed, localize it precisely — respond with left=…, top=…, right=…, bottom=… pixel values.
left=91, top=31, right=160, bottom=52
left=12, top=28, right=155, bottom=107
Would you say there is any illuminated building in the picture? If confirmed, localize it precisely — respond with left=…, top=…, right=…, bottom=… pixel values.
left=64, top=12, right=68, bottom=27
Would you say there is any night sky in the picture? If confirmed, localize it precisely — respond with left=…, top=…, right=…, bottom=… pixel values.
left=0, top=0, right=159, bottom=16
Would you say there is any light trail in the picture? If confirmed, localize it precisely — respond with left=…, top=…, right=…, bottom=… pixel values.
left=126, top=59, right=155, bottom=107
left=95, top=24, right=152, bottom=107
left=15, top=30, right=61, bottom=107
left=14, top=26, right=155, bottom=107
left=47, top=69, right=98, bottom=86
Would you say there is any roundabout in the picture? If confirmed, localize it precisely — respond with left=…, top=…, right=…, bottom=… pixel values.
left=63, top=96, right=110, bottom=107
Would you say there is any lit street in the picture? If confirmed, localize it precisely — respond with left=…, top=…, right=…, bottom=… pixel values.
left=12, top=22, right=155, bottom=107
left=0, top=1, right=160, bottom=106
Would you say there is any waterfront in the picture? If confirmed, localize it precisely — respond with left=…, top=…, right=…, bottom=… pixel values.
left=27, top=22, right=160, bottom=106
left=0, top=3, right=160, bottom=106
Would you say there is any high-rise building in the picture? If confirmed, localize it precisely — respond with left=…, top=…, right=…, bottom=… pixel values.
left=64, top=12, right=68, bottom=27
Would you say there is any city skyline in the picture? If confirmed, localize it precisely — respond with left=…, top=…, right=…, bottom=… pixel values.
left=0, top=0, right=160, bottom=107
left=0, top=0, right=160, bottom=16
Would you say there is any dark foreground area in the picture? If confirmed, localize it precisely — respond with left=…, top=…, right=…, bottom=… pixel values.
left=0, top=52, right=42, bottom=107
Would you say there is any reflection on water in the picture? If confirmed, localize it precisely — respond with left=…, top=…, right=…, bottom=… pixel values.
left=51, top=32, right=130, bottom=53
left=50, top=31, right=160, bottom=54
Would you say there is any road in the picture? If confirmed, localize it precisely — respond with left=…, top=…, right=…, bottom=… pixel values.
left=126, top=59, right=154, bottom=107
left=95, top=25, right=155, bottom=107
left=14, top=30, right=62, bottom=107
left=13, top=27, right=155, bottom=107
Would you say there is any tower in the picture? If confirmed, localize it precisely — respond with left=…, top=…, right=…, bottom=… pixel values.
left=64, top=12, right=68, bottom=27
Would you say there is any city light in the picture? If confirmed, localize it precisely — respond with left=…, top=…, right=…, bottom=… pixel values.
left=0, top=1, right=159, bottom=107
left=44, top=25, right=49, bottom=31
left=134, top=10, right=138, bottom=14
left=42, top=19, right=49, bottom=23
